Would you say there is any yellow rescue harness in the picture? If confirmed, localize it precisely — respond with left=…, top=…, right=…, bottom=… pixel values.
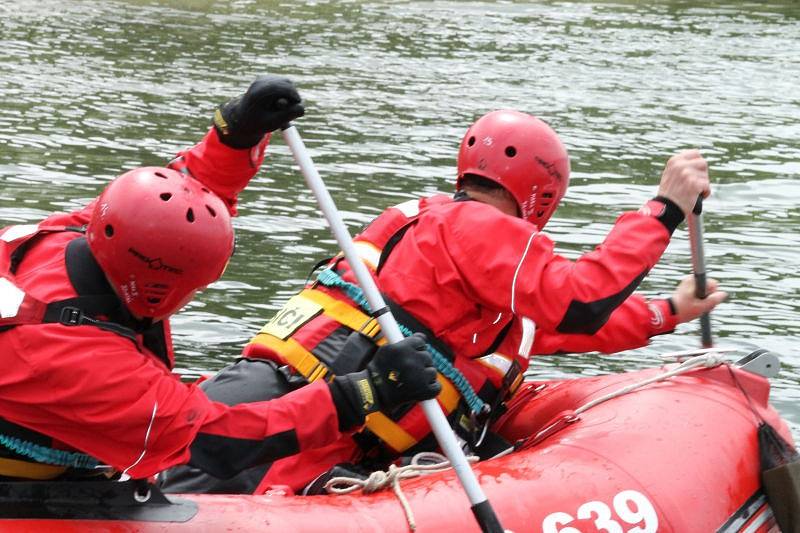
left=249, top=287, right=462, bottom=453
left=0, top=458, right=66, bottom=480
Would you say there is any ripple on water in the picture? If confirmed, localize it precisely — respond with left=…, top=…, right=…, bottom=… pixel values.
left=1, top=0, right=798, bottom=435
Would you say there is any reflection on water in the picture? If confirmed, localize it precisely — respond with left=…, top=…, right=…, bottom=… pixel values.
left=1, top=0, right=798, bottom=434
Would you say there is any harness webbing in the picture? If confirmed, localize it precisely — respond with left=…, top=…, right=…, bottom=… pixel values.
left=0, top=434, right=100, bottom=469
left=316, top=268, right=486, bottom=414
left=0, top=232, right=156, bottom=474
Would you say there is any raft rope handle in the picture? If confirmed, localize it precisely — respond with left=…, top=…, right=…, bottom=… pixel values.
left=325, top=451, right=479, bottom=531
left=325, top=351, right=727, bottom=531
left=316, top=268, right=486, bottom=415
left=495, top=351, right=729, bottom=458
left=573, top=352, right=726, bottom=416
left=0, top=433, right=101, bottom=469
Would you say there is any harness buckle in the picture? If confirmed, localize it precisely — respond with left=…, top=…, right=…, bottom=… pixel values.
left=469, top=404, right=492, bottom=448
left=59, top=307, right=83, bottom=326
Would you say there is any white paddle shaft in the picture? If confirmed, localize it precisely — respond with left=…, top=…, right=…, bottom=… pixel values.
left=281, top=124, right=495, bottom=510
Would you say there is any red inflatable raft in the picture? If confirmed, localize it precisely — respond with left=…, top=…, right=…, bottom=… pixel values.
left=0, top=351, right=791, bottom=532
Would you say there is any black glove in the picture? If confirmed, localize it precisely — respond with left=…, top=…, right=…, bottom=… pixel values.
left=213, top=75, right=305, bottom=149
left=328, top=333, right=442, bottom=431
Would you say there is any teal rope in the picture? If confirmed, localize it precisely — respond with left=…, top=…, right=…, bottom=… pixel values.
left=0, top=433, right=100, bottom=469
left=316, top=269, right=486, bottom=414
left=318, top=269, right=373, bottom=313
left=395, top=322, right=486, bottom=415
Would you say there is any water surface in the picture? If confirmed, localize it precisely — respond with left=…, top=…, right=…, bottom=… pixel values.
left=1, top=0, right=798, bottom=434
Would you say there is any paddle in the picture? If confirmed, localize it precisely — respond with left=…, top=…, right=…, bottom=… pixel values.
left=687, top=196, right=713, bottom=348
left=281, top=124, right=506, bottom=533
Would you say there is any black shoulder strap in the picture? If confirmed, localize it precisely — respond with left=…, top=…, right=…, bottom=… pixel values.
left=372, top=205, right=512, bottom=358
left=4, top=235, right=171, bottom=366
left=483, top=320, right=513, bottom=357
left=305, top=255, right=335, bottom=285
left=56, top=237, right=140, bottom=343
left=382, top=292, right=455, bottom=362
left=64, top=236, right=115, bottom=299
left=376, top=221, right=417, bottom=274
left=141, top=322, right=171, bottom=369
left=64, top=238, right=171, bottom=367
left=8, top=226, right=85, bottom=275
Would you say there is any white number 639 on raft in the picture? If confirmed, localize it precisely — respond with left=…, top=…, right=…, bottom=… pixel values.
left=542, top=489, right=659, bottom=533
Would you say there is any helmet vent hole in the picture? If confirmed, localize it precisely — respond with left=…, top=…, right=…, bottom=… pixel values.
left=104, top=224, right=114, bottom=238
left=160, top=193, right=172, bottom=201
left=467, top=136, right=476, bottom=147
left=186, top=208, right=195, bottom=223
left=147, top=297, right=162, bottom=304
left=154, top=172, right=169, bottom=179
left=206, top=205, right=217, bottom=217
left=505, top=146, right=517, bottom=157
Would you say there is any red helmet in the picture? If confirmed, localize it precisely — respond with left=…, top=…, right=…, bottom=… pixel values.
left=456, top=110, right=570, bottom=229
left=87, top=167, right=234, bottom=319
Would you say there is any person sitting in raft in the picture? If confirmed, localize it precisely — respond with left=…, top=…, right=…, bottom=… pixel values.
left=158, top=109, right=728, bottom=495
left=0, top=76, right=441, bottom=483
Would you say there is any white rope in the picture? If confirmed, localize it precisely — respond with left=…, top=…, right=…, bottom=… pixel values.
left=656, top=346, right=737, bottom=362
left=573, top=352, right=726, bottom=416
left=324, top=452, right=479, bottom=531
left=491, top=351, right=729, bottom=460
left=323, top=351, right=728, bottom=529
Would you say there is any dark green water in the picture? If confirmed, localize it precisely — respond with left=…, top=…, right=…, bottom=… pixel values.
left=1, top=0, right=798, bottom=434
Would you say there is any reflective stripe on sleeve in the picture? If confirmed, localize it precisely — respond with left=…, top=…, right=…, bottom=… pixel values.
left=0, top=278, right=25, bottom=318
left=352, top=241, right=382, bottom=271
left=519, top=317, right=536, bottom=357
left=393, top=199, right=420, bottom=218
left=1, top=225, right=39, bottom=243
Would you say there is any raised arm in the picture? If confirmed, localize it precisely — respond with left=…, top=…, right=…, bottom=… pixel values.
left=168, top=75, right=304, bottom=215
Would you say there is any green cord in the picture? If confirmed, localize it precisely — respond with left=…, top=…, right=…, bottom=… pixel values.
left=0, top=433, right=100, bottom=469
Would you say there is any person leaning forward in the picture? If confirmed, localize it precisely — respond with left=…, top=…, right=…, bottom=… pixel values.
left=0, top=76, right=441, bottom=482
left=158, top=109, right=727, bottom=495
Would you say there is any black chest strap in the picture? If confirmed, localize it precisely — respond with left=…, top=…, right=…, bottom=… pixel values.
left=63, top=238, right=171, bottom=368
left=2, top=234, right=171, bottom=369
left=371, top=200, right=513, bottom=361
left=7, top=226, right=85, bottom=275
left=59, top=237, right=142, bottom=344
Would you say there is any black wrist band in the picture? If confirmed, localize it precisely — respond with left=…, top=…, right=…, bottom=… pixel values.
left=651, top=196, right=685, bottom=234
left=328, top=378, right=366, bottom=432
left=666, top=297, right=677, bottom=316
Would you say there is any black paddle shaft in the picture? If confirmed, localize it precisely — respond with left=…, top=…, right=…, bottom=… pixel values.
left=689, top=197, right=713, bottom=348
